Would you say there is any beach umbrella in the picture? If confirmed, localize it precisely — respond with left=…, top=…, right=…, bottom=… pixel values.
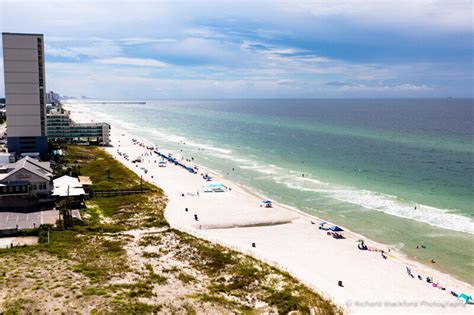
left=329, top=226, right=344, bottom=232
left=262, top=199, right=272, bottom=204
left=319, top=221, right=327, bottom=226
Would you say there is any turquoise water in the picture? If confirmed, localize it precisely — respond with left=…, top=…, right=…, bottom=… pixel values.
left=76, top=99, right=473, bottom=282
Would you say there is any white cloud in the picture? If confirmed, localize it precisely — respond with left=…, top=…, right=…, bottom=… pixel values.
left=284, top=0, right=472, bottom=32
left=151, top=37, right=250, bottom=66
left=69, top=43, right=122, bottom=58
left=96, top=57, right=168, bottom=67
left=1, top=0, right=470, bottom=98
left=44, top=45, right=79, bottom=58
left=340, top=83, right=433, bottom=92
left=276, top=80, right=298, bottom=85
left=118, top=37, right=178, bottom=45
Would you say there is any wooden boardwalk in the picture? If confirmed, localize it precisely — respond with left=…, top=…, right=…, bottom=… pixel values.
left=90, top=188, right=152, bottom=197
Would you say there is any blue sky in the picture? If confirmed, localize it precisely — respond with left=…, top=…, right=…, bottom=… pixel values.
left=1, top=0, right=473, bottom=98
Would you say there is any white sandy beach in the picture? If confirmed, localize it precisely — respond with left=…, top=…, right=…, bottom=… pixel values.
left=67, top=104, right=473, bottom=314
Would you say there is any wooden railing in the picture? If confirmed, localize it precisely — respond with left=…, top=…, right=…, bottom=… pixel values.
left=90, top=188, right=152, bottom=197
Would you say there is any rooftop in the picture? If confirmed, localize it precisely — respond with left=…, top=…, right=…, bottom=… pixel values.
left=0, top=156, right=53, bottom=182
left=2, top=32, right=43, bottom=37
left=52, top=175, right=85, bottom=197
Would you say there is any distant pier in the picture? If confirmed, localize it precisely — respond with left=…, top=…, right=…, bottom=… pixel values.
left=86, top=101, right=147, bottom=104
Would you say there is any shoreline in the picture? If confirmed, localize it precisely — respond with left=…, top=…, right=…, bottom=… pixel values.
left=65, top=103, right=473, bottom=313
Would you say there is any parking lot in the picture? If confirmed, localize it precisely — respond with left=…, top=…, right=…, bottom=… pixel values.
left=0, top=210, right=59, bottom=230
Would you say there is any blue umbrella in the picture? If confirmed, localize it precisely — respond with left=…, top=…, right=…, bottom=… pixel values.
left=262, top=199, right=272, bottom=204
left=320, top=221, right=327, bottom=226
left=329, top=226, right=344, bottom=232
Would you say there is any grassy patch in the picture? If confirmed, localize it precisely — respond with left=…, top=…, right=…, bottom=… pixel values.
left=87, top=194, right=167, bottom=229
left=144, top=263, right=167, bottom=285
left=174, top=230, right=235, bottom=275
left=172, top=229, right=341, bottom=314
left=191, top=293, right=240, bottom=309
left=178, top=272, right=195, bottom=284
left=2, top=298, right=36, bottom=315
left=41, top=230, right=129, bottom=283
left=62, top=145, right=168, bottom=230
left=108, top=301, right=162, bottom=314
left=266, top=287, right=304, bottom=314
left=63, top=145, right=152, bottom=190
left=139, top=234, right=163, bottom=247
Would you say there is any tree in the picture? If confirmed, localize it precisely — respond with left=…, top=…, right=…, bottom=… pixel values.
left=56, top=197, right=74, bottom=229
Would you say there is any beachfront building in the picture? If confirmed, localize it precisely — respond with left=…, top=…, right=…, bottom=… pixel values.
left=52, top=175, right=86, bottom=207
left=0, top=152, right=15, bottom=164
left=2, top=33, right=48, bottom=160
left=47, top=107, right=110, bottom=145
left=0, top=156, right=53, bottom=207
left=45, top=90, right=60, bottom=105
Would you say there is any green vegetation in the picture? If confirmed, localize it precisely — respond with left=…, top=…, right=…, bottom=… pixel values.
left=108, top=302, right=162, bottom=314
left=62, top=145, right=167, bottom=229
left=2, top=298, right=36, bottom=315
left=62, top=145, right=154, bottom=191
left=0, top=145, right=167, bottom=312
left=173, top=229, right=339, bottom=314
left=0, top=145, right=341, bottom=314
left=177, top=272, right=195, bottom=284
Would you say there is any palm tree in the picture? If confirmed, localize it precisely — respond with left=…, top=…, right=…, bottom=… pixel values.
left=56, top=197, right=73, bottom=229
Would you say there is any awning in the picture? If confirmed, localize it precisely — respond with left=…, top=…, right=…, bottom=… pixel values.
left=52, top=185, right=86, bottom=197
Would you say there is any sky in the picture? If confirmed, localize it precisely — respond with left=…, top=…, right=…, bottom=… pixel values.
left=0, top=0, right=473, bottom=99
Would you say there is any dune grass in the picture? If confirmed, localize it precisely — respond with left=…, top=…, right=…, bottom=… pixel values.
left=0, top=145, right=341, bottom=314
left=63, top=145, right=153, bottom=191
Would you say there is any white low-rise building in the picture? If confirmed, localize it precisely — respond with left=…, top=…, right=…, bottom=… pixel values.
left=52, top=175, right=85, bottom=198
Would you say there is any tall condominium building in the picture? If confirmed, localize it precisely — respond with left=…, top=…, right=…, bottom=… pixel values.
left=2, top=33, right=48, bottom=160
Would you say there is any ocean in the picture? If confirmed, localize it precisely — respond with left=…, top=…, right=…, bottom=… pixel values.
left=74, top=98, right=474, bottom=283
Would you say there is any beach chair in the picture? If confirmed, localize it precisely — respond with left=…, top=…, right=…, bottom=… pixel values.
left=458, top=293, right=472, bottom=304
